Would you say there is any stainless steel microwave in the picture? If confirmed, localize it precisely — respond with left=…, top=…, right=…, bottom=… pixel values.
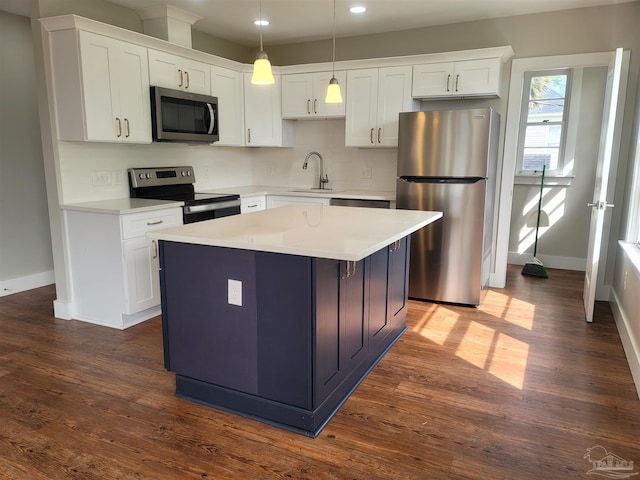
left=150, top=86, right=219, bottom=143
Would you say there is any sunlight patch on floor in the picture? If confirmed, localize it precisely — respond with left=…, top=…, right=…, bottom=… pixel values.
left=482, top=290, right=535, bottom=330
left=415, top=308, right=459, bottom=346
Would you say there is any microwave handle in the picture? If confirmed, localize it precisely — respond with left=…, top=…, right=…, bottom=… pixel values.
left=207, top=103, right=215, bottom=135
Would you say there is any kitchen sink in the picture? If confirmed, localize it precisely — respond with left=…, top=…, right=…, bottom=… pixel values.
left=289, top=188, right=341, bottom=194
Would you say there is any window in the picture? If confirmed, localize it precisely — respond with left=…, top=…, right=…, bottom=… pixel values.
left=516, top=69, right=572, bottom=174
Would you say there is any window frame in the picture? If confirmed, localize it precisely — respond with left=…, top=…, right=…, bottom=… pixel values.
left=516, top=68, right=573, bottom=176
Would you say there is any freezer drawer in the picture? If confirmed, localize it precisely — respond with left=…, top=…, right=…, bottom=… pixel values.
left=397, top=178, right=487, bottom=305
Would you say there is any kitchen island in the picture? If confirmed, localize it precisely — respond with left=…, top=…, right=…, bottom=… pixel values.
left=148, top=205, right=442, bottom=437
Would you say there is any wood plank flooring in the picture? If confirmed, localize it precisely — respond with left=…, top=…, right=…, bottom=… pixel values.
left=1, top=265, right=638, bottom=479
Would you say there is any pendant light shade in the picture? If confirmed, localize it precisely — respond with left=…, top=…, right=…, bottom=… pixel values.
left=251, top=1, right=274, bottom=85
left=325, top=0, right=343, bottom=103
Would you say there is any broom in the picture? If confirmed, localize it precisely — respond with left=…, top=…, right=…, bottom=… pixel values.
left=522, top=164, right=549, bottom=278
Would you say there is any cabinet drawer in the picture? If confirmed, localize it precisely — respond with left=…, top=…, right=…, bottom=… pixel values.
left=241, top=195, right=266, bottom=213
left=121, top=208, right=182, bottom=239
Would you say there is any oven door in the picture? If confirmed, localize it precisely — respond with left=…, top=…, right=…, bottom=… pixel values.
left=183, top=200, right=241, bottom=224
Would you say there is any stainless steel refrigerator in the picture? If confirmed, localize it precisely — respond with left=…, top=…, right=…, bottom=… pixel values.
left=396, top=108, right=499, bottom=306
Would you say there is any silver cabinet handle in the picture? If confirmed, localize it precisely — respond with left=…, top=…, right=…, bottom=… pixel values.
left=247, top=128, right=251, bottom=143
left=370, top=128, right=374, bottom=144
left=389, top=240, right=401, bottom=252
left=152, top=240, right=158, bottom=259
left=314, top=99, right=318, bottom=114
left=124, top=118, right=130, bottom=138
left=178, top=69, right=183, bottom=87
left=247, top=203, right=258, bottom=208
left=341, top=260, right=357, bottom=279
left=455, top=74, right=460, bottom=92
left=378, top=128, right=382, bottom=144
left=185, top=71, right=190, bottom=89
left=307, top=99, right=311, bottom=115
left=446, top=74, right=451, bottom=92
left=146, top=220, right=163, bottom=225
left=116, top=117, right=122, bottom=137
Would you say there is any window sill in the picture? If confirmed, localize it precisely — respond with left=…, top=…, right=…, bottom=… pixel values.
left=619, top=241, right=640, bottom=279
left=514, top=175, right=574, bottom=186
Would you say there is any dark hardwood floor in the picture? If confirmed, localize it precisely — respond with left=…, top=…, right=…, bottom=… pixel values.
left=1, top=265, right=638, bottom=479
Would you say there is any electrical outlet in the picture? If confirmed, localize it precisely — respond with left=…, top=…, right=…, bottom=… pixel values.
left=361, top=167, right=372, bottom=179
left=92, top=171, right=112, bottom=186
left=228, top=279, right=242, bottom=306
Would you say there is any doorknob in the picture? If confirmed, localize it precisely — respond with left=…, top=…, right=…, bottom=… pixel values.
left=587, top=201, right=615, bottom=210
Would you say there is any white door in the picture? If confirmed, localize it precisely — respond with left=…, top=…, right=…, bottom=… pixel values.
left=583, top=48, right=628, bottom=322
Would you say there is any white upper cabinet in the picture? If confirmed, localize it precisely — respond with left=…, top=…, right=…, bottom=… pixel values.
left=211, top=65, right=244, bottom=146
left=346, top=66, right=416, bottom=147
left=412, top=57, right=502, bottom=98
left=51, top=30, right=151, bottom=143
left=148, top=49, right=211, bottom=95
left=243, top=73, right=293, bottom=147
left=281, top=71, right=347, bottom=119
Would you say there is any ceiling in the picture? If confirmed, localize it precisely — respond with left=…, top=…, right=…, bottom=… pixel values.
left=1, top=0, right=636, bottom=46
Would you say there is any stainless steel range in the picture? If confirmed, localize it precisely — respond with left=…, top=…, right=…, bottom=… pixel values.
left=128, top=166, right=240, bottom=223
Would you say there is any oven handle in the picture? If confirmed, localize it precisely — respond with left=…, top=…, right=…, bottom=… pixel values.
left=184, top=199, right=240, bottom=214
left=207, top=103, right=215, bottom=135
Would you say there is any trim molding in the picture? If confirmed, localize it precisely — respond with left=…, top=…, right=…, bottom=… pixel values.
left=0, top=270, right=54, bottom=298
left=610, top=288, right=640, bottom=399
left=507, top=252, right=586, bottom=271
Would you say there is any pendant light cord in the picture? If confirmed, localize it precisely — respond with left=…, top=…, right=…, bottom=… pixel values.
left=259, top=1, right=264, bottom=51
left=331, top=0, right=336, bottom=75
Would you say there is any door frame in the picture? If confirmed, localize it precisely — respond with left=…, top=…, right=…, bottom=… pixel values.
left=492, top=51, right=620, bottom=289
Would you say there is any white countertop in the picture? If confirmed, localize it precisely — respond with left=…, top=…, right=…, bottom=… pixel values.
left=148, top=205, right=442, bottom=261
left=199, top=185, right=396, bottom=201
left=60, top=198, right=184, bottom=214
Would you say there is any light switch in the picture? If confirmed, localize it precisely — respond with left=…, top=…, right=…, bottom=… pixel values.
left=228, top=279, right=242, bottom=306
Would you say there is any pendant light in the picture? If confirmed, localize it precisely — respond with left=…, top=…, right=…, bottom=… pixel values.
left=325, top=0, right=343, bottom=103
left=251, top=0, right=274, bottom=85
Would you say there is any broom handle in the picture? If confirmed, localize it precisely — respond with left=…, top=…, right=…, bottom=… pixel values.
left=533, top=164, right=546, bottom=257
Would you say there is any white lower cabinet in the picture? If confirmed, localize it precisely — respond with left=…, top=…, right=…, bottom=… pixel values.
left=266, top=195, right=331, bottom=208
left=64, top=206, right=182, bottom=329
left=241, top=195, right=267, bottom=213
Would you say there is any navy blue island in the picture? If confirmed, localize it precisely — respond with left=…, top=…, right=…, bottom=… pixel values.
left=148, top=204, right=442, bottom=437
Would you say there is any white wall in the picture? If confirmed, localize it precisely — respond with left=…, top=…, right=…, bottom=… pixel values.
left=251, top=120, right=396, bottom=191
left=0, top=11, right=53, bottom=295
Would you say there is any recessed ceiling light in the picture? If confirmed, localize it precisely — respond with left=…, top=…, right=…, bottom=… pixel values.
left=254, top=19, right=269, bottom=26
left=349, top=6, right=366, bottom=14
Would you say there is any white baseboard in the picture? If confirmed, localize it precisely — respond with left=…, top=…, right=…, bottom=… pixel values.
left=610, top=288, right=640, bottom=400
left=508, top=251, right=586, bottom=271
left=0, top=270, right=54, bottom=297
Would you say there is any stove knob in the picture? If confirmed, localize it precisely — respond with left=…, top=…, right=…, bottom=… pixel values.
left=146, top=173, right=152, bottom=179
left=187, top=171, right=192, bottom=177
left=181, top=171, right=187, bottom=177
left=138, top=173, right=145, bottom=180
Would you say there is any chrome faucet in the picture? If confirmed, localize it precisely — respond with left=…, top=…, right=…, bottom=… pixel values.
left=302, top=151, right=329, bottom=189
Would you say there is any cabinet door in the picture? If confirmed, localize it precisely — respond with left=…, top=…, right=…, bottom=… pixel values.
left=123, top=236, right=160, bottom=315
left=376, top=66, right=414, bottom=147
left=116, top=42, right=152, bottom=143
left=244, top=73, right=283, bottom=146
left=211, top=65, right=244, bottom=146
left=312, top=71, right=346, bottom=118
left=78, top=31, right=150, bottom=143
left=454, top=58, right=501, bottom=96
left=345, top=68, right=378, bottom=147
left=340, top=259, right=368, bottom=371
left=148, top=49, right=186, bottom=90
left=181, top=58, right=211, bottom=94
left=412, top=62, right=455, bottom=97
left=387, top=237, right=409, bottom=330
left=78, top=31, right=121, bottom=141
left=281, top=73, right=313, bottom=118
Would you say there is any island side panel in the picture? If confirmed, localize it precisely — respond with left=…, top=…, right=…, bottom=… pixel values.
left=160, top=242, right=259, bottom=394
left=255, top=252, right=313, bottom=410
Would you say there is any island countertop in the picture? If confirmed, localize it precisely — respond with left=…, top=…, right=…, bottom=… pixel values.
left=148, top=205, right=442, bottom=261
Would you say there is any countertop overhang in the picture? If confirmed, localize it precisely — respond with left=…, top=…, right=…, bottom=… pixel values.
left=148, top=205, right=442, bottom=261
